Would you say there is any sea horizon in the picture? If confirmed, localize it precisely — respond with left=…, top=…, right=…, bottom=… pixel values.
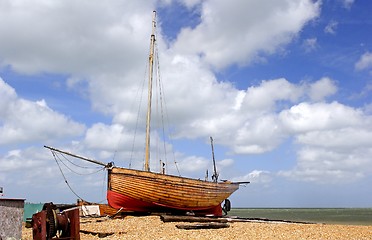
left=229, top=208, right=372, bottom=226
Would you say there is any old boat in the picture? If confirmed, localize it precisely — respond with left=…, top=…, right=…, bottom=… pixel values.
left=45, top=11, right=245, bottom=216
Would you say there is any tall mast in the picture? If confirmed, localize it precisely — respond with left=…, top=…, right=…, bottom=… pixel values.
left=210, top=137, right=219, bottom=182
left=144, top=11, right=156, bottom=171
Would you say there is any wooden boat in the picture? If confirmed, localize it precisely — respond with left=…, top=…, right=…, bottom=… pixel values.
left=45, top=11, right=246, bottom=216
left=107, top=167, right=239, bottom=215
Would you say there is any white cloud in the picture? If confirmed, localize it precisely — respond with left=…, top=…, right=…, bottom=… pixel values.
left=0, top=0, right=155, bottom=75
left=180, top=0, right=203, bottom=8
left=365, top=102, right=372, bottom=115
left=232, top=114, right=285, bottom=154
left=163, top=77, right=304, bottom=155
left=0, top=147, right=59, bottom=185
left=324, top=20, right=338, bottom=34
left=242, top=78, right=303, bottom=113
left=279, top=146, right=371, bottom=183
left=232, top=170, right=272, bottom=184
left=279, top=101, right=365, bottom=133
left=297, top=125, right=372, bottom=147
left=355, top=52, right=372, bottom=71
left=84, top=123, right=125, bottom=151
left=0, top=0, right=370, bottom=196
left=341, top=0, right=355, bottom=9
left=176, top=155, right=209, bottom=173
left=0, top=144, right=109, bottom=202
left=172, top=0, right=320, bottom=69
left=307, top=77, right=337, bottom=101
left=0, top=1, right=322, bottom=158
left=302, top=38, right=318, bottom=52
left=154, top=76, right=341, bottom=156
left=159, top=76, right=340, bottom=156
left=217, top=158, right=234, bottom=168
left=0, top=149, right=40, bottom=172
left=0, top=78, right=85, bottom=145
left=279, top=101, right=372, bottom=183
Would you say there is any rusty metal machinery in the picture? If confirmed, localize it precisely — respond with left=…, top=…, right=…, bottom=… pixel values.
left=32, top=202, right=80, bottom=240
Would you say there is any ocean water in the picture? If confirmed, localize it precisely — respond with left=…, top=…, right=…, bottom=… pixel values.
left=228, top=208, right=372, bottom=226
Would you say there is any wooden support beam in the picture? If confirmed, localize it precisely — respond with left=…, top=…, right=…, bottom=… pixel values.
left=176, top=223, right=229, bottom=230
left=160, top=215, right=228, bottom=223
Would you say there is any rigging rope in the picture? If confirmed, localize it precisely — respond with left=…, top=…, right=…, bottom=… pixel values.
left=60, top=152, right=102, bottom=170
left=112, top=13, right=181, bottom=175
left=112, top=46, right=150, bottom=169
left=51, top=151, right=105, bottom=203
left=130, top=66, right=148, bottom=169
left=155, top=43, right=168, bottom=173
left=51, top=151, right=91, bottom=202
left=154, top=40, right=181, bottom=176
left=55, top=151, right=105, bottom=176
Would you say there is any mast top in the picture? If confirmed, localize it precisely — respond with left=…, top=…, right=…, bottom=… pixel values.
left=151, top=11, right=156, bottom=36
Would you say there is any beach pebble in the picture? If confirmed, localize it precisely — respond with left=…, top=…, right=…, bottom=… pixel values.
left=22, top=215, right=372, bottom=239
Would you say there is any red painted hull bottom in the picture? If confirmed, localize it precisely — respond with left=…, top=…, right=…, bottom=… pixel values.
left=107, top=190, right=223, bottom=216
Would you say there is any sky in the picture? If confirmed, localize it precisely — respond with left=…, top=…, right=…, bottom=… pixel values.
left=0, top=0, right=371, bottom=208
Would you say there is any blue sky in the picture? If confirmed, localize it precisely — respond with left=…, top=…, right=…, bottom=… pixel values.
left=1, top=0, right=371, bottom=208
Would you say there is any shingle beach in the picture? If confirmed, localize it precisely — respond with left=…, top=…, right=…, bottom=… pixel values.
left=22, top=215, right=372, bottom=240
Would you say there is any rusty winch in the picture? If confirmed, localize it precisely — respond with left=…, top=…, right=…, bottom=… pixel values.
left=31, top=202, right=80, bottom=240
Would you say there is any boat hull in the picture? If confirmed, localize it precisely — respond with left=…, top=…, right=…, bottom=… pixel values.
left=107, top=167, right=239, bottom=216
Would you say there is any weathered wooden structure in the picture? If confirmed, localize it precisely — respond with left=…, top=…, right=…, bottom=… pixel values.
left=0, top=198, right=25, bottom=240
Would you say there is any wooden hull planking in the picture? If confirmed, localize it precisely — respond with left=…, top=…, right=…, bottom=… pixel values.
left=107, top=167, right=239, bottom=215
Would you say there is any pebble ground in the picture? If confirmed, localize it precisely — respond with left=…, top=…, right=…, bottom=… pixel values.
left=22, top=215, right=372, bottom=240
